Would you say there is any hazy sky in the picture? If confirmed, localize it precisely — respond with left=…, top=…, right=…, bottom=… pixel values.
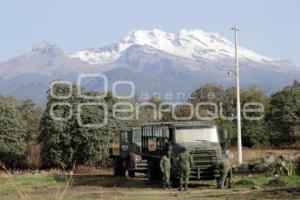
left=1, top=0, right=299, bottom=64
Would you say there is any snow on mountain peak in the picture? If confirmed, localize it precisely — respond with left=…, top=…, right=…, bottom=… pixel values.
left=32, top=42, right=63, bottom=56
left=69, top=29, right=272, bottom=65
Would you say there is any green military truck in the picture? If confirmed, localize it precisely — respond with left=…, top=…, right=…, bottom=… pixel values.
left=140, top=122, right=227, bottom=185
left=110, top=128, right=148, bottom=177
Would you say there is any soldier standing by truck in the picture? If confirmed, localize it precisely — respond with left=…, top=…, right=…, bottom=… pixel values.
left=216, top=158, right=232, bottom=189
left=159, top=150, right=172, bottom=189
left=178, top=147, right=193, bottom=191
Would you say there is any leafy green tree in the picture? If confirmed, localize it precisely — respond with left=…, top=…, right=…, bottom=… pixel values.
left=240, top=87, right=270, bottom=146
left=190, top=84, right=270, bottom=147
left=189, top=83, right=224, bottom=121
left=218, top=87, right=270, bottom=147
left=267, top=82, right=300, bottom=144
left=39, top=85, right=130, bottom=168
left=190, top=83, right=225, bottom=104
left=0, top=95, right=27, bottom=167
left=17, top=99, right=42, bottom=142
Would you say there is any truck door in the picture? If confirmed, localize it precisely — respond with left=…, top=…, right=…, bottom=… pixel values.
left=120, top=131, right=129, bottom=159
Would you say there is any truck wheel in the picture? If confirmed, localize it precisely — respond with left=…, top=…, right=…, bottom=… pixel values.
left=113, top=159, right=120, bottom=176
left=113, top=159, right=126, bottom=177
left=128, top=170, right=135, bottom=178
left=147, top=160, right=155, bottom=181
left=119, top=160, right=126, bottom=177
left=147, top=159, right=161, bottom=181
left=120, top=167, right=126, bottom=177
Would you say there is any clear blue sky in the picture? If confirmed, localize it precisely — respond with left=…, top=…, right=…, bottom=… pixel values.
left=1, top=0, right=299, bottom=64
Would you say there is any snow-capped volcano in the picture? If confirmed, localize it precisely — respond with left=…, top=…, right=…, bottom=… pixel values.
left=0, top=28, right=299, bottom=103
left=70, top=29, right=272, bottom=65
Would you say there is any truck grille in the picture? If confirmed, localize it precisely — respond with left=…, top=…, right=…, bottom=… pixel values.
left=190, top=149, right=219, bottom=180
left=129, top=160, right=148, bottom=171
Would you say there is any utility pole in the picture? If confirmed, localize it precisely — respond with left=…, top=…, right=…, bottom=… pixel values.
left=231, top=25, right=242, bottom=165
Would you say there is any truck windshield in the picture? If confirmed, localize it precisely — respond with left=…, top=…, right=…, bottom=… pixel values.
left=175, top=126, right=219, bottom=143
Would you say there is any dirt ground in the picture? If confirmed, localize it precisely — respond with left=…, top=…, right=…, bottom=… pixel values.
left=1, top=147, right=300, bottom=200
left=1, top=171, right=300, bottom=200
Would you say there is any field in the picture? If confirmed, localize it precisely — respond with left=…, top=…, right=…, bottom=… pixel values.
left=1, top=169, right=300, bottom=200
left=1, top=148, right=300, bottom=200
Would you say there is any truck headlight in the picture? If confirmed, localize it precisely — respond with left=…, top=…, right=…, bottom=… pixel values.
left=135, top=156, right=141, bottom=161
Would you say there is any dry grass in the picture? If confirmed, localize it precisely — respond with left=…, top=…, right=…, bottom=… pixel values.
left=0, top=161, right=31, bottom=200
left=230, top=147, right=300, bottom=164
left=2, top=173, right=300, bottom=200
left=2, top=147, right=300, bottom=200
left=0, top=161, right=74, bottom=200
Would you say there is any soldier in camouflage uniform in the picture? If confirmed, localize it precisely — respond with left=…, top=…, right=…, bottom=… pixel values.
left=286, top=157, right=294, bottom=176
left=160, top=150, right=171, bottom=189
left=178, top=147, right=193, bottom=191
left=274, top=155, right=294, bottom=176
left=216, top=159, right=232, bottom=189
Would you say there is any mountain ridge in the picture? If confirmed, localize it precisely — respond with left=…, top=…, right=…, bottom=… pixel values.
left=69, top=29, right=277, bottom=65
left=0, top=29, right=299, bottom=103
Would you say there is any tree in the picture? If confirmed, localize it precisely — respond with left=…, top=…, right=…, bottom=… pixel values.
left=239, top=87, right=270, bottom=147
left=267, top=83, right=300, bottom=144
left=190, top=83, right=225, bottom=104
left=17, top=99, right=42, bottom=142
left=189, top=83, right=224, bottom=121
left=39, top=85, right=130, bottom=168
left=0, top=95, right=27, bottom=167
left=219, top=87, right=270, bottom=147
left=190, top=84, right=270, bottom=147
